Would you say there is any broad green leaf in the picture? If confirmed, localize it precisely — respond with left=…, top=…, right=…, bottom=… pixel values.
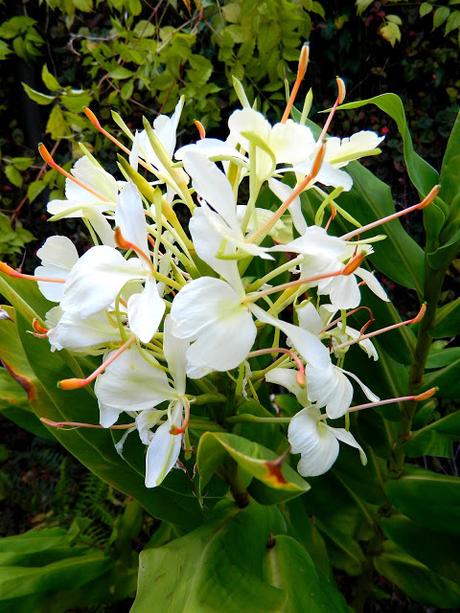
left=197, top=432, right=310, bottom=501
left=426, top=346, right=460, bottom=368
left=424, top=351, right=460, bottom=398
left=419, top=2, right=433, bottom=18
left=427, top=227, right=460, bottom=270
left=433, top=6, right=450, bottom=29
left=336, top=93, right=439, bottom=196
left=263, top=535, right=348, bottom=612
left=439, top=108, right=460, bottom=205
left=374, top=541, right=460, bottom=608
left=133, top=501, right=287, bottom=612
left=381, top=515, right=460, bottom=584
left=22, top=83, right=55, bottom=106
left=407, top=410, right=460, bottom=447
left=46, top=105, right=69, bottom=139
left=431, top=296, right=460, bottom=337
left=385, top=466, right=460, bottom=534
left=109, top=66, right=133, bottom=80
left=5, top=165, right=22, bottom=187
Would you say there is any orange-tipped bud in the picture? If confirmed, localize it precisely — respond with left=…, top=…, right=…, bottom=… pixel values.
left=414, top=387, right=437, bottom=402
left=297, top=42, right=310, bottom=81
left=83, top=106, right=101, bottom=129
left=411, top=303, right=427, bottom=325
left=342, top=252, right=365, bottom=275
left=32, top=319, right=48, bottom=334
left=419, top=184, right=440, bottom=209
left=0, top=262, right=20, bottom=277
left=38, top=142, right=54, bottom=165
left=336, top=77, right=346, bottom=104
left=194, top=120, right=206, bottom=140
left=57, top=378, right=87, bottom=390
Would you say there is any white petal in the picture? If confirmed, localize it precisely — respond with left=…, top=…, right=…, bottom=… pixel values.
left=153, top=97, right=184, bottom=157
left=95, top=346, right=174, bottom=412
left=189, top=209, right=243, bottom=291
left=331, top=426, right=367, bottom=465
left=86, top=210, right=115, bottom=247
left=35, top=236, right=79, bottom=302
left=288, top=408, right=339, bottom=477
left=265, top=368, right=308, bottom=406
left=251, top=304, right=330, bottom=367
left=115, top=182, right=149, bottom=256
left=182, top=152, right=239, bottom=229
left=306, top=363, right=353, bottom=420
left=269, top=121, right=315, bottom=165
left=296, top=302, right=323, bottom=336
left=326, top=131, right=384, bottom=168
left=61, top=246, right=146, bottom=317
left=99, top=402, right=125, bottom=428
left=47, top=310, right=120, bottom=352
left=228, top=108, right=271, bottom=149
left=145, top=418, right=182, bottom=488
left=271, top=226, right=347, bottom=258
left=127, top=277, right=165, bottom=343
left=175, top=138, right=246, bottom=162
left=163, top=315, right=188, bottom=394
left=315, top=163, right=353, bottom=192
left=341, top=368, right=380, bottom=403
left=66, top=155, right=118, bottom=204
left=326, top=274, right=361, bottom=310
left=355, top=267, right=389, bottom=302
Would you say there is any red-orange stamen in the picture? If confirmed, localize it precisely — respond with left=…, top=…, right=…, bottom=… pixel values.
left=248, top=347, right=305, bottom=385
left=57, top=336, right=135, bottom=390
left=40, top=416, right=135, bottom=430
left=0, top=262, right=65, bottom=284
left=38, top=143, right=111, bottom=202
left=32, top=318, right=48, bottom=333
left=342, top=185, right=440, bottom=240
left=318, top=76, right=346, bottom=141
left=114, top=227, right=153, bottom=270
left=348, top=386, right=437, bottom=413
left=170, top=397, right=190, bottom=435
left=194, top=120, right=206, bottom=140
left=84, top=107, right=132, bottom=155
left=281, top=43, right=309, bottom=123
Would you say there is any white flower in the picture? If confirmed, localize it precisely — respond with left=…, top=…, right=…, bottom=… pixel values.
left=47, top=155, right=119, bottom=246
left=288, top=406, right=367, bottom=477
left=35, top=235, right=79, bottom=302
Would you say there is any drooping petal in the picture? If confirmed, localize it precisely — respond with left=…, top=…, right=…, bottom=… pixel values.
left=144, top=403, right=183, bottom=488
left=47, top=309, right=120, bottom=352
left=127, top=277, right=165, bottom=343
left=341, top=368, right=380, bottom=403
left=182, top=151, right=239, bottom=230
left=268, top=178, right=307, bottom=236
left=331, top=426, right=367, bottom=465
left=115, top=182, right=149, bottom=256
left=163, top=315, right=188, bottom=395
left=296, top=301, right=323, bottom=336
left=251, top=304, right=330, bottom=367
left=86, top=210, right=115, bottom=247
left=306, top=363, right=353, bottom=420
left=61, top=245, right=146, bottom=317
left=153, top=97, right=184, bottom=157
left=265, top=368, right=308, bottom=406
left=95, top=346, right=174, bottom=417
left=35, top=235, right=79, bottom=302
left=355, top=267, right=389, bottom=302
left=288, top=408, right=339, bottom=477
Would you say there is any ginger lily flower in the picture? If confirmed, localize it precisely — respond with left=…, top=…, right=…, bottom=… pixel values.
left=288, top=406, right=367, bottom=477
left=34, top=235, right=79, bottom=302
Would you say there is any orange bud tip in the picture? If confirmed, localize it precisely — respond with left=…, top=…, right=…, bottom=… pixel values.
left=411, top=303, right=427, bottom=324
left=343, top=252, right=365, bottom=275
left=414, top=387, right=437, bottom=402
left=420, top=184, right=441, bottom=209
left=194, top=120, right=206, bottom=140
left=83, top=107, right=100, bottom=128
left=169, top=425, right=184, bottom=435
left=38, top=143, right=53, bottom=164
left=336, top=77, right=346, bottom=104
left=296, top=370, right=306, bottom=386
left=57, top=378, right=87, bottom=390
left=32, top=318, right=48, bottom=333
left=297, top=43, right=310, bottom=80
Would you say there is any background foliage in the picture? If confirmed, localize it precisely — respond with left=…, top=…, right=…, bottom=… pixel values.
left=0, top=1, right=459, bottom=611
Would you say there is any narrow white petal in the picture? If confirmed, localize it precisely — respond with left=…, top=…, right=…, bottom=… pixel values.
left=66, top=155, right=118, bottom=203
left=163, top=315, right=188, bottom=395
left=127, top=277, right=165, bottom=343
left=145, top=419, right=182, bottom=488
left=355, top=267, right=389, bottom=302
left=35, top=236, right=79, bottom=302
left=341, top=368, right=380, bottom=403
left=48, top=310, right=120, bottom=352
left=331, top=426, right=367, bottom=465
left=115, top=182, right=149, bottom=256
left=86, top=210, right=116, bottom=247
left=296, top=302, right=323, bottom=336
left=269, top=121, right=316, bottom=165
left=265, top=368, right=308, bottom=406
left=268, top=178, right=307, bottom=235
left=175, top=138, right=246, bottom=162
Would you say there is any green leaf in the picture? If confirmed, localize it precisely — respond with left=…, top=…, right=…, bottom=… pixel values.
left=374, top=541, right=460, bottom=608
left=439, top=110, right=460, bottom=206
left=41, top=65, right=60, bottom=91
left=433, top=6, right=450, bottom=29
left=380, top=22, right=401, bottom=47
left=133, top=501, right=286, bottom=612
left=381, top=515, right=460, bottom=584
left=197, top=432, right=310, bottom=501
left=384, top=466, right=460, bottom=534
left=336, top=93, right=439, bottom=197
left=424, top=349, right=460, bottom=398
left=355, top=0, right=373, bottom=16
left=27, top=180, right=46, bottom=204
left=432, top=296, right=460, bottom=337
left=108, top=66, right=134, bottom=80
left=60, top=91, right=92, bottom=113
left=263, top=535, right=348, bottom=612
left=46, top=105, right=69, bottom=139
left=5, top=165, right=22, bottom=187
left=420, top=2, right=433, bottom=18
left=22, top=83, right=55, bottom=106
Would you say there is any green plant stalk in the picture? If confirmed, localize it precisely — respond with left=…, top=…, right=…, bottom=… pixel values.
left=391, top=266, right=446, bottom=476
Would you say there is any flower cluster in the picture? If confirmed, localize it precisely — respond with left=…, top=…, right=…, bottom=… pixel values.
left=1, top=46, right=437, bottom=488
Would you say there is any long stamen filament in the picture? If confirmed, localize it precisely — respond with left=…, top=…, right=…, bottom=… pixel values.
left=348, top=386, right=437, bottom=413
left=38, top=143, right=111, bottom=202
left=0, top=262, right=65, bottom=284
left=248, top=347, right=305, bottom=385
left=334, top=303, right=426, bottom=351
left=281, top=43, right=309, bottom=124
left=114, top=227, right=154, bottom=270
left=40, top=417, right=135, bottom=430
left=318, top=77, right=346, bottom=141
left=342, top=185, right=440, bottom=240
left=58, top=336, right=135, bottom=390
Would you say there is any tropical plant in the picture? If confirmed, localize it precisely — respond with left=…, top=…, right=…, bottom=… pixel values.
left=0, top=44, right=459, bottom=611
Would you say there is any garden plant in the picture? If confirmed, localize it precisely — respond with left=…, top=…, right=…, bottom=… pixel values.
left=0, top=3, right=459, bottom=612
